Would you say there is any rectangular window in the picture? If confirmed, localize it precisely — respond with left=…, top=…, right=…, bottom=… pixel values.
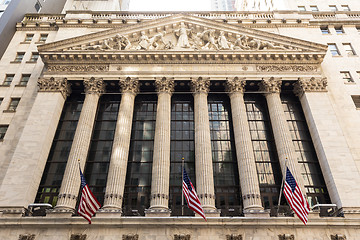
left=19, top=74, right=30, bottom=86
left=329, top=5, right=337, bottom=11
left=3, top=74, right=14, bottom=85
left=14, top=52, right=24, bottom=62
left=341, top=71, right=354, bottom=83
left=38, top=34, right=48, bottom=42
left=310, top=6, right=319, bottom=12
left=328, top=44, right=340, bottom=56
left=343, top=43, right=356, bottom=56
left=29, top=52, right=39, bottom=62
left=320, top=26, right=330, bottom=34
left=298, top=6, right=306, bottom=11
left=24, top=34, right=34, bottom=42
left=0, top=98, right=3, bottom=106
left=0, top=125, right=8, bottom=140
left=335, top=26, right=344, bottom=34
left=8, top=98, right=20, bottom=111
left=351, top=96, right=360, bottom=109
left=342, top=5, right=350, bottom=11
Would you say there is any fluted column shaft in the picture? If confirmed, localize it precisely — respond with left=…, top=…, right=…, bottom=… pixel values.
left=226, top=78, right=263, bottom=211
left=191, top=78, right=216, bottom=212
left=55, top=78, right=105, bottom=212
left=260, top=78, right=305, bottom=191
left=147, top=78, right=174, bottom=216
left=102, top=78, right=139, bottom=212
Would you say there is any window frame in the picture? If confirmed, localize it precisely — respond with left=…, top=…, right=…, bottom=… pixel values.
left=342, top=5, right=350, bottom=11
left=0, top=125, right=8, bottom=140
left=320, top=26, right=330, bottom=34
left=298, top=6, right=306, bottom=11
left=310, top=5, right=319, bottom=12
left=334, top=26, right=344, bottom=34
left=7, top=98, right=20, bottom=111
left=19, top=74, right=30, bottom=86
left=3, top=74, right=14, bottom=86
left=24, top=34, right=34, bottom=42
left=13, top=52, right=25, bottom=63
left=28, top=52, right=39, bottom=62
left=340, top=71, right=354, bottom=83
left=343, top=43, right=356, bottom=56
left=329, top=5, right=337, bottom=12
left=328, top=43, right=341, bottom=56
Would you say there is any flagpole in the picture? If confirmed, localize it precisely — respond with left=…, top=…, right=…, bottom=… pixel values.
left=181, top=157, right=185, bottom=216
left=276, top=157, right=288, bottom=216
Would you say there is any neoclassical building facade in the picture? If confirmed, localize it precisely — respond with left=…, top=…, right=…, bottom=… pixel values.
left=0, top=5, right=360, bottom=240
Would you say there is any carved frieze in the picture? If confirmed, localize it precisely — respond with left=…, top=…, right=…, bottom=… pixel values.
left=256, top=65, right=317, bottom=72
left=293, top=77, right=328, bottom=97
left=155, top=77, right=175, bottom=94
left=225, top=77, right=246, bottom=93
left=331, top=234, right=347, bottom=240
left=47, top=65, right=109, bottom=72
left=226, top=235, right=242, bottom=240
left=174, top=234, right=190, bottom=240
left=70, top=234, right=87, bottom=240
left=38, top=77, right=72, bottom=98
left=119, top=77, right=140, bottom=94
left=278, top=234, right=294, bottom=240
left=83, top=77, right=106, bottom=94
left=259, top=77, right=282, bottom=94
left=122, top=234, right=139, bottom=240
left=18, top=234, right=35, bottom=240
left=190, top=77, right=210, bottom=94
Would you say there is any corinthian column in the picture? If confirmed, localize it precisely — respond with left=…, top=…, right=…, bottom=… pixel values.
left=191, top=77, right=219, bottom=217
left=146, top=77, right=174, bottom=217
left=101, top=78, right=140, bottom=216
left=259, top=77, right=304, bottom=191
left=53, top=77, right=105, bottom=214
left=226, top=77, right=266, bottom=216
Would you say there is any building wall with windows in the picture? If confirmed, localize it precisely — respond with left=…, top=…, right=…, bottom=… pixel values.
left=0, top=3, right=360, bottom=240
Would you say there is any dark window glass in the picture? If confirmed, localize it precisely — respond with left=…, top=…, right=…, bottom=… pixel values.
left=29, top=52, right=39, bottom=62
left=3, top=74, right=14, bottom=85
left=169, top=94, right=195, bottom=216
left=0, top=98, right=3, bottom=106
left=8, top=98, right=20, bottom=111
left=39, top=34, right=48, bottom=42
left=320, top=26, right=330, bottom=34
left=335, top=26, right=344, bottom=34
left=25, top=34, right=34, bottom=42
left=281, top=94, right=330, bottom=206
left=0, top=125, right=8, bottom=140
left=35, top=94, right=84, bottom=206
left=84, top=95, right=120, bottom=206
left=123, top=95, right=157, bottom=216
left=245, top=94, right=283, bottom=212
left=209, top=94, right=242, bottom=216
left=19, top=74, right=30, bottom=86
left=14, top=52, right=24, bottom=62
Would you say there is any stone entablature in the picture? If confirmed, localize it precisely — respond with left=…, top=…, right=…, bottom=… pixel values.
left=38, top=77, right=72, bottom=98
left=293, top=77, right=328, bottom=97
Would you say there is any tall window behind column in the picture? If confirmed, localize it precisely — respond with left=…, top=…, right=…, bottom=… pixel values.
left=36, top=94, right=84, bottom=206
left=169, top=94, right=195, bottom=216
left=281, top=94, right=330, bottom=206
left=244, top=94, right=282, bottom=211
left=208, top=94, right=241, bottom=216
left=84, top=95, right=120, bottom=205
left=123, top=95, right=157, bottom=216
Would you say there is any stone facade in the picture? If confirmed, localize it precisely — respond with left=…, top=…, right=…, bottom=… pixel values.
left=0, top=1, right=360, bottom=239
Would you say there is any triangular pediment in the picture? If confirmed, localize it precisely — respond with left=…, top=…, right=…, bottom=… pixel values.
left=38, top=14, right=327, bottom=64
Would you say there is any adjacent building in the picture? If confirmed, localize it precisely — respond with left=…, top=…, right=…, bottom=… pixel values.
left=0, top=0, right=360, bottom=239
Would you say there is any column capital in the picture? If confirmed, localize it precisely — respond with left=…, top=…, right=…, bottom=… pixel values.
left=83, top=77, right=106, bottom=94
left=38, top=77, right=71, bottom=99
left=293, top=77, right=328, bottom=97
left=259, top=77, right=282, bottom=94
left=226, top=77, right=246, bottom=94
left=190, top=77, right=210, bottom=94
left=155, top=77, right=174, bottom=94
left=119, top=77, right=140, bottom=95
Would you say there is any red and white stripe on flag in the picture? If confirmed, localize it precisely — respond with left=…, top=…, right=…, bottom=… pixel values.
left=182, top=181, right=206, bottom=221
left=284, top=168, right=310, bottom=225
left=78, top=185, right=101, bottom=224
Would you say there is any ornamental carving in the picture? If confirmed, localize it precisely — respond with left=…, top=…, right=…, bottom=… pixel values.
left=278, top=234, right=294, bottom=240
left=256, top=65, right=317, bottom=72
left=119, top=77, right=140, bottom=94
left=190, top=77, right=210, bottom=94
left=155, top=77, right=175, bottom=94
left=293, top=77, right=328, bottom=97
left=18, top=234, right=35, bottom=240
left=70, top=234, right=87, bottom=240
left=84, top=77, right=106, bottom=94
left=259, top=77, right=282, bottom=93
left=38, top=77, right=71, bottom=98
left=47, top=65, right=109, bottom=72
left=226, top=235, right=242, bottom=240
left=225, top=77, right=246, bottom=93
left=67, top=23, right=297, bottom=52
left=122, top=234, right=139, bottom=240
left=174, top=234, right=191, bottom=240
left=331, top=234, right=346, bottom=240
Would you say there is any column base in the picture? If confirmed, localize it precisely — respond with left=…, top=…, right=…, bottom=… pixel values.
left=243, top=209, right=270, bottom=217
left=0, top=207, right=27, bottom=218
left=96, top=208, right=122, bottom=218
left=145, top=207, right=171, bottom=217
left=46, top=207, right=74, bottom=218
left=203, top=208, right=221, bottom=217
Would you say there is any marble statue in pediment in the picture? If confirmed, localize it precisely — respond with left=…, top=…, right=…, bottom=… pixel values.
left=217, top=31, right=231, bottom=50
left=175, top=22, right=191, bottom=48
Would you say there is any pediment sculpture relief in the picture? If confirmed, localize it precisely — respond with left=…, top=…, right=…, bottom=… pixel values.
left=68, top=23, right=297, bottom=52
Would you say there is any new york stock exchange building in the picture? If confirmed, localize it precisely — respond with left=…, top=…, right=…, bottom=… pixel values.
left=0, top=3, right=360, bottom=240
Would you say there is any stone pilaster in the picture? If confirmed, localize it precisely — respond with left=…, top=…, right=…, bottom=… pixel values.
left=191, top=77, right=219, bottom=216
left=53, top=77, right=105, bottom=215
left=0, top=78, right=70, bottom=217
left=259, top=77, right=305, bottom=191
left=226, top=77, right=265, bottom=216
left=101, top=78, right=139, bottom=216
left=146, top=77, right=174, bottom=217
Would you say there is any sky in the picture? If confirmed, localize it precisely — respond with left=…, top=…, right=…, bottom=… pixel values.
left=129, top=0, right=212, bottom=11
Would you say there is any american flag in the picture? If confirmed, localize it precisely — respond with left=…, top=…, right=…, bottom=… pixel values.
left=283, top=167, right=310, bottom=225
left=182, top=168, right=206, bottom=221
left=78, top=168, right=101, bottom=224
